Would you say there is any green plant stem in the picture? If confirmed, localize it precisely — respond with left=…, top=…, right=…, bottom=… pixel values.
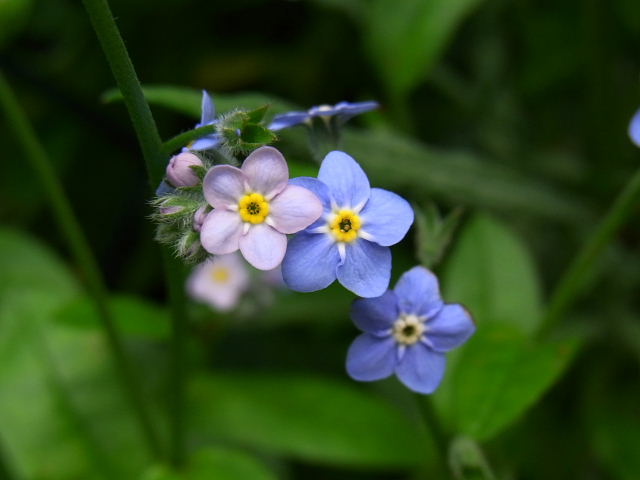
left=415, top=395, right=450, bottom=476
left=0, top=71, right=161, bottom=459
left=80, top=0, right=188, bottom=467
left=163, top=124, right=217, bottom=155
left=540, top=168, right=640, bottom=337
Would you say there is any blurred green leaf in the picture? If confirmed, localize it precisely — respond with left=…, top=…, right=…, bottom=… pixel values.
left=343, top=130, right=592, bottom=223
left=55, top=294, right=170, bottom=340
left=0, top=0, right=33, bottom=49
left=364, top=0, right=485, bottom=99
left=415, top=203, right=464, bottom=268
left=189, top=372, right=434, bottom=469
left=442, top=213, right=542, bottom=335
left=141, top=447, right=277, bottom=480
left=436, top=326, right=580, bottom=441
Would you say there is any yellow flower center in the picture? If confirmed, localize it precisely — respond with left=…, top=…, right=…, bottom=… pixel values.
left=392, top=314, right=425, bottom=345
left=329, top=210, right=361, bottom=243
left=210, top=267, right=230, bottom=283
left=238, top=193, right=270, bottom=224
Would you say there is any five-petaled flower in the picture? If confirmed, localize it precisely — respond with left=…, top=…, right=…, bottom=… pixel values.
left=346, top=266, right=475, bottom=394
left=183, top=90, right=222, bottom=152
left=269, top=101, right=379, bottom=131
left=187, top=253, right=249, bottom=311
left=629, top=107, right=640, bottom=148
left=200, top=146, right=323, bottom=270
left=281, top=151, right=413, bottom=298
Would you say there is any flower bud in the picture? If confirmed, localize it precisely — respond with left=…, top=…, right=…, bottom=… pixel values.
left=192, top=206, right=208, bottom=232
left=166, top=152, right=203, bottom=187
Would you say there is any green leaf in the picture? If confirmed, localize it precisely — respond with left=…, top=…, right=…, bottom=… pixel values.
left=415, top=203, right=464, bottom=268
left=55, top=294, right=170, bottom=340
left=141, top=448, right=277, bottom=480
left=245, top=104, right=270, bottom=124
left=0, top=0, right=33, bottom=49
left=189, top=372, right=434, bottom=469
left=435, top=326, right=580, bottom=441
left=364, top=0, right=485, bottom=98
left=442, top=213, right=543, bottom=335
left=238, top=124, right=277, bottom=145
left=343, top=129, right=592, bottom=223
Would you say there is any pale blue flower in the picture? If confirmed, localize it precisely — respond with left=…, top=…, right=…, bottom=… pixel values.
left=269, top=101, right=379, bottom=131
left=183, top=90, right=221, bottom=152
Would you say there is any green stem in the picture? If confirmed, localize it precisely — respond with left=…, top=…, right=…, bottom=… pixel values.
left=0, top=72, right=162, bottom=458
left=540, top=168, right=640, bottom=337
left=163, top=125, right=217, bottom=155
left=415, top=395, right=450, bottom=476
left=80, top=0, right=188, bottom=467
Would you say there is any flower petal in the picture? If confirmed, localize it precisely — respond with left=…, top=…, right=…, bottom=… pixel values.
left=269, top=185, right=323, bottom=234
left=242, top=146, right=289, bottom=198
left=268, top=111, right=310, bottom=131
left=359, top=188, right=414, bottom=246
left=203, top=165, right=246, bottom=209
left=629, top=107, right=640, bottom=147
left=394, top=266, right=443, bottom=318
left=346, top=334, right=396, bottom=382
left=426, top=304, right=475, bottom=353
left=189, top=135, right=221, bottom=151
left=239, top=223, right=287, bottom=270
left=289, top=177, right=332, bottom=211
left=199, top=210, right=243, bottom=254
left=200, top=90, right=216, bottom=125
left=336, top=239, right=391, bottom=298
left=351, top=291, right=398, bottom=334
left=318, top=151, right=370, bottom=209
left=187, top=255, right=248, bottom=312
left=395, top=344, right=446, bottom=394
left=282, top=232, right=339, bottom=292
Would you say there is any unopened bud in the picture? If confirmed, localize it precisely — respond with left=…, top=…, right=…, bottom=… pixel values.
left=166, top=152, right=203, bottom=187
left=193, top=206, right=208, bottom=232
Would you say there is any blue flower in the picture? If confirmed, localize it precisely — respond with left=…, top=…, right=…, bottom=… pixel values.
left=183, top=90, right=222, bottom=152
left=346, top=266, right=475, bottom=394
left=629, top=107, right=640, bottom=147
left=269, top=101, right=379, bottom=131
left=281, top=151, right=413, bottom=297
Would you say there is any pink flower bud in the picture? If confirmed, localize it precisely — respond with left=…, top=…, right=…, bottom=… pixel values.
left=166, top=152, right=203, bottom=187
left=192, top=206, right=208, bottom=232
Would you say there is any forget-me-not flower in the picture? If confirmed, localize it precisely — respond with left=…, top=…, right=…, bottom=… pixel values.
left=269, top=101, right=379, bottom=131
left=183, top=90, right=222, bottom=152
left=346, top=266, right=475, bottom=394
left=200, top=146, right=323, bottom=270
left=281, top=151, right=413, bottom=298
left=629, top=108, right=640, bottom=147
left=187, top=253, right=249, bottom=311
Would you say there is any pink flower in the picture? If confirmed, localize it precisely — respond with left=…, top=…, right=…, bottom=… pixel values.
left=200, top=146, right=323, bottom=270
left=187, top=254, right=249, bottom=311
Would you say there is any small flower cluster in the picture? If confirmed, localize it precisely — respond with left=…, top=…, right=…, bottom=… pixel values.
left=152, top=91, right=474, bottom=394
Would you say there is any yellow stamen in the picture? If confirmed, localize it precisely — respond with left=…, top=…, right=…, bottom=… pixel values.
left=238, top=192, right=270, bottom=224
left=211, top=267, right=230, bottom=283
left=329, top=209, right=361, bottom=243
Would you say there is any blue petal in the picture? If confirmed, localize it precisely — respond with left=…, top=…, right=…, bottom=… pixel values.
left=351, top=291, right=398, bottom=334
left=337, top=239, right=391, bottom=298
left=289, top=177, right=331, bottom=211
left=190, top=135, right=221, bottom=151
left=282, top=232, right=339, bottom=292
left=346, top=334, right=396, bottom=382
left=360, top=188, right=414, bottom=246
left=394, top=266, right=443, bottom=318
left=629, top=108, right=640, bottom=147
left=268, top=111, right=310, bottom=131
left=426, top=304, right=475, bottom=353
left=155, top=180, right=175, bottom=197
left=318, top=151, right=370, bottom=209
left=395, top=343, right=446, bottom=394
left=201, top=90, right=216, bottom=125
left=334, top=101, right=379, bottom=123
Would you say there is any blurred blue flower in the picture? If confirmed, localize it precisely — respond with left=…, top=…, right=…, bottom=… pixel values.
left=346, top=266, right=475, bottom=394
left=282, top=151, right=413, bottom=297
left=183, top=90, right=222, bottom=152
left=629, top=107, right=640, bottom=147
left=269, top=101, right=379, bottom=131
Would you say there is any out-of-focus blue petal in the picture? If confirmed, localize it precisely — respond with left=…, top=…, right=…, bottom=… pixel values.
left=201, top=90, right=216, bottom=125
left=426, top=304, right=475, bottom=353
left=155, top=180, right=175, bottom=197
left=189, top=135, right=221, bottom=151
left=351, top=291, right=398, bottom=334
left=333, top=101, right=379, bottom=123
left=268, top=111, right=310, bottom=131
left=337, top=239, right=390, bottom=298
left=346, top=334, right=396, bottom=381
left=394, top=266, right=443, bottom=318
left=289, top=177, right=332, bottom=211
left=629, top=107, right=640, bottom=147
left=359, top=188, right=414, bottom=246
left=395, top=343, right=446, bottom=394
left=318, top=151, right=370, bottom=209
left=282, top=232, right=339, bottom=292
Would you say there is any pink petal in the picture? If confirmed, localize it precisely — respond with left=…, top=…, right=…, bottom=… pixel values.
left=199, top=210, right=243, bottom=254
left=203, top=165, right=246, bottom=209
left=269, top=185, right=323, bottom=234
left=239, top=223, right=287, bottom=270
left=241, top=146, right=288, bottom=198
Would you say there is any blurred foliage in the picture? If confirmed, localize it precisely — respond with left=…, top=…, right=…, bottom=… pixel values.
left=1, top=0, right=640, bottom=478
